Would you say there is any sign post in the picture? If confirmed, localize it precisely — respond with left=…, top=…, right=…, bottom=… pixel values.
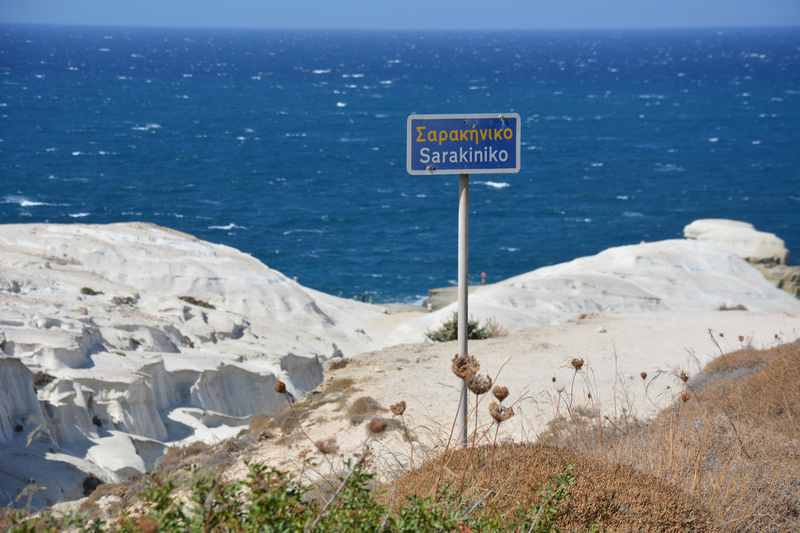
left=407, top=113, right=521, bottom=447
left=457, top=172, right=469, bottom=447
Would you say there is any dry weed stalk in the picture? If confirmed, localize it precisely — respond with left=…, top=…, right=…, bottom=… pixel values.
left=466, top=374, right=492, bottom=447
left=389, top=400, right=416, bottom=467
left=543, top=341, right=800, bottom=531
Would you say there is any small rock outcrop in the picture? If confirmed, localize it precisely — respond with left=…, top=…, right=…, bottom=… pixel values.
left=684, top=219, right=788, bottom=265
left=684, top=219, right=799, bottom=297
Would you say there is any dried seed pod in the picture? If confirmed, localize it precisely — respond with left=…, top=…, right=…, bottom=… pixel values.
left=738, top=335, right=745, bottom=343
left=679, top=370, right=689, bottom=384
left=570, top=358, right=585, bottom=371
left=489, top=401, right=514, bottom=423
left=467, top=374, right=492, bottom=395
left=314, top=437, right=339, bottom=455
left=274, top=379, right=287, bottom=394
left=390, top=401, right=406, bottom=416
left=640, top=371, right=648, bottom=380
left=451, top=353, right=480, bottom=381
left=680, top=391, right=690, bottom=403
left=367, top=417, right=387, bottom=434
left=492, top=385, right=509, bottom=402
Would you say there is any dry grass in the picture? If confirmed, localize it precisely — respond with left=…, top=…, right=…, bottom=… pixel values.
left=347, top=396, right=386, bottom=425
left=540, top=341, right=800, bottom=531
left=328, top=358, right=349, bottom=371
left=392, top=444, right=712, bottom=531
left=249, top=415, right=274, bottom=439
left=157, top=441, right=213, bottom=473
left=264, top=377, right=357, bottom=438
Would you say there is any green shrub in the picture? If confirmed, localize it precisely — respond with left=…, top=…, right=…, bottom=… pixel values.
left=425, top=313, right=505, bottom=343
left=7, top=463, right=577, bottom=532
left=80, top=287, right=103, bottom=296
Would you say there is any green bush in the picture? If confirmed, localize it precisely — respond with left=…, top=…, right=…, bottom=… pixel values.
left=6, top=463, right=577, bottom=532
left=425, top=313, right=506, bottom=343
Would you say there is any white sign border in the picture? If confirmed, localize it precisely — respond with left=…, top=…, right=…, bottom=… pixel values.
left=406, top=113, right=522, bottom=175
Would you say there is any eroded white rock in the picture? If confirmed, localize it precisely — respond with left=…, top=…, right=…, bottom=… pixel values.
left=391, top=239, right=800, bottom=342
left=684, top=219, right=789, bottom=264
left=0, top=222, right=391, bottom=508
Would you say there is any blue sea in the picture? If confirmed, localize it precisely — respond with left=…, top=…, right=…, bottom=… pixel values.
left=2, top=25, right=799, bottom=302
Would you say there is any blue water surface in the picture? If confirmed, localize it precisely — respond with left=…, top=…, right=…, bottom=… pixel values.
left=2, top=25, right=799, bottom=302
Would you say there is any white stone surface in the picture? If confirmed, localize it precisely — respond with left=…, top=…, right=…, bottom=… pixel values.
left=0, top=223, right=391, bottom=508
left=2, top=222, right=799, bottom=509
left=388, top=239, right=800, bottom=343
left=684, top=218, right=789, bottom=264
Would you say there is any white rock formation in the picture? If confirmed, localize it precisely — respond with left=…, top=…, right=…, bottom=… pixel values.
left=2, top=222, right=799, bottom=509
left=0, top=223, right=390, bottom=508
left=684, top=219, right=789, bottom=264
left=389, top=239, right=800, bottom=342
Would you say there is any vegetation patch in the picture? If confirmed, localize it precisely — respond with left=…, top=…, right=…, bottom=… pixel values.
left=80, top=287, right=103, bottom=296
left=5, top=457, right=600, bottom=533
left=540, top=341, right=800, bottom=531
left=347, top=396, right=385, bottom=425
left=425, top=313, right=507, bottom=342
left=264, top=378, right=357, bottom=440
left=392, top=444, right=711, bottom=531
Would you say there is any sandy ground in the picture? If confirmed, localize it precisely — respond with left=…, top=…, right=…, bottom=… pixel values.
left=228, top=309, right=800, bottom=483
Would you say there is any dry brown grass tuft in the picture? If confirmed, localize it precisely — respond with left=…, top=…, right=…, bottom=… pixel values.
left=543, top=341, right=800, bottom=531
left=157, top=441, right=213, bottom=472
left=347, top=396, right=386, bottom=425
left=249, top=415, right=274, bottom=439
left=392, top=444, right=712, bottom=531
left=265, top=377, right=357, bottom=438
left=328, top=358, right=349, bottom=371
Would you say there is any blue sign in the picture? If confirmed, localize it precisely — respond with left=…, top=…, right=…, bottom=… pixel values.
left=406, top=113, right=521, bottom=175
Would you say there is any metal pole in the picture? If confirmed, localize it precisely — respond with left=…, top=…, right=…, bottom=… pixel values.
left=456, top=173, right=470, bottom=447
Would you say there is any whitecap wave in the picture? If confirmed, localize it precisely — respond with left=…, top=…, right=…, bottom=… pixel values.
left=208, top=223, right=248, bottom=231
left=654, top=163, right=685, bottom=173
left=131, top=123, right=162, bottom=132
left=336, top=101, right=347, bottom=108
left=476, top=181, right=510, bottom=189
left=282, top=229, right=324, bottom=236
left=312, top=69, right=331, bottom=75
left=2, top=195, right=53, bottom=207
left=68, top=212, right=90, bottom=218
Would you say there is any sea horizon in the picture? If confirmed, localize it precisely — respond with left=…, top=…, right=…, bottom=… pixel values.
left=2, top=24, right=799, bottom=302
left=4, top=21, right=800, bottom=32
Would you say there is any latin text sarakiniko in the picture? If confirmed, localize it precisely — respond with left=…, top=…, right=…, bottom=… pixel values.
left=419, top=146, right=510, bottom=165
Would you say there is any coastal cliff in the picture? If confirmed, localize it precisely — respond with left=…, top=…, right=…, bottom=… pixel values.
left=1, top=220, right=798, bottom=509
